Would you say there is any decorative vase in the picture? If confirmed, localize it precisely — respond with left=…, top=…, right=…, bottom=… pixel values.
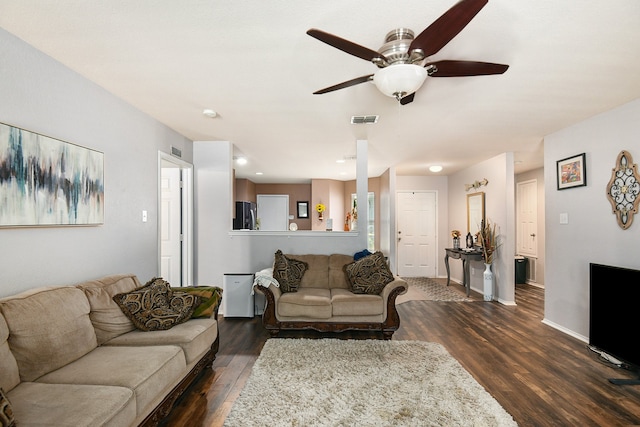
left=453, top=238, right=460, bottom=249
left=483, top=263, right=493, bottom=301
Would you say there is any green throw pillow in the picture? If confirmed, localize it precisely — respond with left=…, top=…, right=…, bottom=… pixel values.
left=113, top=277, right=200, bottom=331
left=344, top=251, right=394, bottom=295
left=0, top=388, right=16, bottom=427
left=273, top=250, right=308, bottom=293
left=171, top=286, right=223, bottom=318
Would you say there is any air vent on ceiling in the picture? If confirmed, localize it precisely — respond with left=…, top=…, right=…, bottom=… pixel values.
left=351, top=115, right=379, bottom=124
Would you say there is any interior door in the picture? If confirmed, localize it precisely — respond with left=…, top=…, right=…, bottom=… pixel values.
left=160, top=164, right=182, bottom=285
left=396, top=191, right=437, bottom=277
left=257, top=194, right=289, bottom=231
left=517, top=179, right=537, bottom=256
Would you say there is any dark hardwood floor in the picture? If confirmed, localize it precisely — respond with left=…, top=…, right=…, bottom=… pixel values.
left=162, top=282, right=640, bottom=427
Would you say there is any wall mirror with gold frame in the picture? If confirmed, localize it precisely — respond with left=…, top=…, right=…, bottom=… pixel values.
left=467, top=192, right=485, bottom=236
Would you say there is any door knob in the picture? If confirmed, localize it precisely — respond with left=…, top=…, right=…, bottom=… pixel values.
left=530, top=233, right=536, bottom=237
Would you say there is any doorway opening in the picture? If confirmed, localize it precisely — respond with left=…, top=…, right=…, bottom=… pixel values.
left=158, top=152, right=193, bottom=287
left=516, top=178, right=542, bottom=288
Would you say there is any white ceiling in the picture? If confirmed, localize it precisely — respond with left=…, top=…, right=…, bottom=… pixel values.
left=1, top=0, right=640, bottom=183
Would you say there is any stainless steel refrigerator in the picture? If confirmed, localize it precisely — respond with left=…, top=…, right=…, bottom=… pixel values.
left=233, top=201, right=256, bottom=230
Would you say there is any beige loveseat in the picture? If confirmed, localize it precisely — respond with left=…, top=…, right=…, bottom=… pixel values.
left=0, top=274, right=220, bottom=427
left=254, top=252, right=408, bottom=339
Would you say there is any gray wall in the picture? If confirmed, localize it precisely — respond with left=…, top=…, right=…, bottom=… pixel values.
left=544, top=97, right=640, bottom=341
left=0, top=28, right=192, bottom=296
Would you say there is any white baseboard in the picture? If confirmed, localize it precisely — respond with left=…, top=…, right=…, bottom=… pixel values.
left=542, top=318, right=588, bottom=343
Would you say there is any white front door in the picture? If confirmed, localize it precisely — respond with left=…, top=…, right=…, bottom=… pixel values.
left=160, top=165, right=182, bottom=285
left=517, top=179, right=537, bottom=257
left=396, top=191, right=437, bottom=277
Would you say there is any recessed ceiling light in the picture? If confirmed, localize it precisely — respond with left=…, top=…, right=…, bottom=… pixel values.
left=235, top=157, right=247, bottom=165
left=336, top=159, right=346, bottom=163
left=202, top=109, right=217, bottom=118
left=429, top=165, right=443, bottom=173
left=255, top=172, right=263, bottom=175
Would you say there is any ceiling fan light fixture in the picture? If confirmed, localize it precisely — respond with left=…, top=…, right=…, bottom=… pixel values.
left=373, top=64, right=428, bottom=100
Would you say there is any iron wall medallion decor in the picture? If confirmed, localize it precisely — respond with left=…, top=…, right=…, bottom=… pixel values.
left=606, top=150, right=640, bottom=229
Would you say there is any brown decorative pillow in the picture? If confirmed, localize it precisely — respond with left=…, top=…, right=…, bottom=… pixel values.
left=170, top=286, right=223, bottom=318
left=168, top=292, right=202, bottom=319
left=344, top=251, right=394, bottom=295
left=113, top=277, right=200, bottom=331
left=272, top=250, right=308, bottom=293
left=0, top=388, right=15, bottom=427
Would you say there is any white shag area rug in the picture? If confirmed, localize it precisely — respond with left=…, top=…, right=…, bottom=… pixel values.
left=224, top=339, right=517, bottom=427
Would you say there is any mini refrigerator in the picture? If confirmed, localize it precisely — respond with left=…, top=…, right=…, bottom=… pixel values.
left=222, top=273, right=254, bottom=317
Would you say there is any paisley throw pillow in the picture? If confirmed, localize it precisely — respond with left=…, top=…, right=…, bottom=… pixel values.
left=273, top=250, right=308, bottom=293
left=344, top=251, right=394, bottom=295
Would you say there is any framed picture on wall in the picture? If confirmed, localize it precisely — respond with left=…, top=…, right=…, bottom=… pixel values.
left=0, top=122, right=104, bottom=227
left=297, top=201, right=309, bottom=218
left=556, top=153, right=587, bottom=190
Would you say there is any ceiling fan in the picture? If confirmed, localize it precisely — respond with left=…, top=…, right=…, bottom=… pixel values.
left=307, top=0, right=508, bottom=105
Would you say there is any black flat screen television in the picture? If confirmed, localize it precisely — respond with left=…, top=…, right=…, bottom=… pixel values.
left=589, top=263, right=640, bottom=372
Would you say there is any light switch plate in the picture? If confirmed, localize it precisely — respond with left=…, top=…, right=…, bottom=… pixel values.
left=142, top=210, right=148, bottom=222
left=559, top=213, right=568, bottom=224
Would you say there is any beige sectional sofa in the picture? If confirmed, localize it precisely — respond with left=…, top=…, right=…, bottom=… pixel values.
left=254, top=253, right=408, bottom=339
left=0, top=274, right=219, bottom=427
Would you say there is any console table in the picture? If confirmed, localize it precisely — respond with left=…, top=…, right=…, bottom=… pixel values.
left=444, top=248, right=484, bottom=296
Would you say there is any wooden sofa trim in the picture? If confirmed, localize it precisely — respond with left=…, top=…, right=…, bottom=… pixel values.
left=138, top=321, right=220, bottom=427
left=259, top=285, right=405, bottom=340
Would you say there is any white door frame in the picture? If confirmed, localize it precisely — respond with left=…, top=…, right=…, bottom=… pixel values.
left=158, top=151, right=194, bottom=287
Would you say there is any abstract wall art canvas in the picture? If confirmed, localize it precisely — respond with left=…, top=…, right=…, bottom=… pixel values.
left=0, top=122, right=104, bottom=227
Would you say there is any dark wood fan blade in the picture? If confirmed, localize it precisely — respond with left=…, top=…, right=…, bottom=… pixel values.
left=410, top=0, right=488, bottom=57
left=307, top=29, right=387, bottom=63
left=400, top=93, right=416, bottom=105
left=313, top=75, right=374, bottom=94
left=428, top=60, right=508, bottom=77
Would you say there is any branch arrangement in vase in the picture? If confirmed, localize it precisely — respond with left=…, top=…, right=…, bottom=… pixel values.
left=479, top=219, right=500, bottom=264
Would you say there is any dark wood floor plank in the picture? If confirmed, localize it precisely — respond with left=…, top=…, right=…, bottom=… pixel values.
left=162, top=282, right=640, bottom=427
